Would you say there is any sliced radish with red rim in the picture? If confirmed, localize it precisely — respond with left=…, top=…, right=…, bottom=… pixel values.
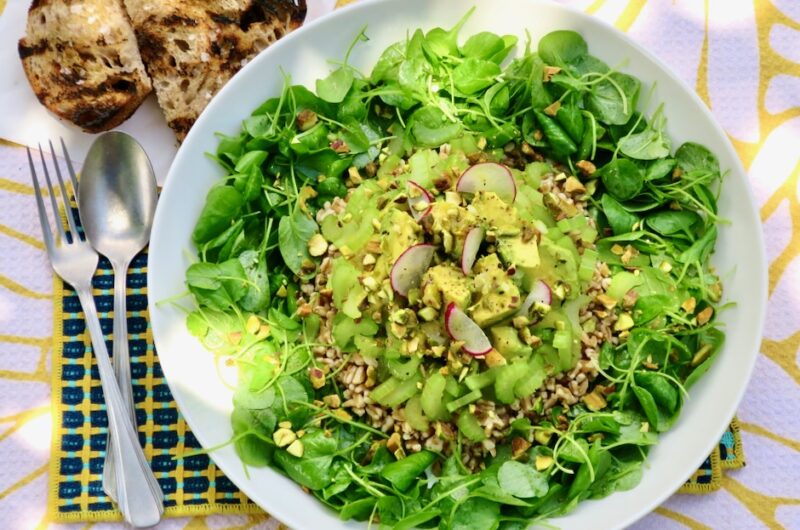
left=406, top=180, right=433, bottom=221
left=390, top=243, right=436, bottom=297
left=515, top=280, right=552, bottom=316
left=456, top=162, right=516, bottom=203
left=444, top=302, right=493, bottom=356
left=460, top=226, right=484, bottom=275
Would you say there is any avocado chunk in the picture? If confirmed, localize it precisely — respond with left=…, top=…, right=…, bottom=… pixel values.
left=498, top=235, right=540, bottom=269
left=472, top=191, right=521, bottom=233
left=470, top=254, right=521, bottom=327
left=429, top=201, right=478, bottom=257
left=421, top=263, right=472, bottom=310
left=382, top=209, right=421, bottom=262
left=490, top=326, right=532, bottom=358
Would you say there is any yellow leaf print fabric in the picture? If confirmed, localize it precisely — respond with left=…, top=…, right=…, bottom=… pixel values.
left=1, top=1, right=798, bottom=529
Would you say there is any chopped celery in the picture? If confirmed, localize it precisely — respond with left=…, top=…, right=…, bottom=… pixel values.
left=607, top=270, right=644, bottom=301
left=421, top=372, right=448, bottom=420
left=330, top=258, right=366, bottom=319
left=457, top=412, right=486, bottom=442
left=524, top=162, right=551, bottom=189
left=388, top=355, right=423, bottom=380
left=446, top=389, right=482, bottom=413
left=445, top=375, right=462, bottom=397
left=495, top=362, right=529, bottom=404
left=552, top=328, right=572, bottom=351
left=514, top=356, right=546, bottom=398
left=380, top=372, right=422, bottom=408
left=370, top=377, right=401, bottom=405
left=578, top=248, right=598, bottom=282
left=465, top=369, right=497, bottom=391
left=404, top=395, right=429, bottom=431
left=353, top=335, right=382, bottom=358
left=332, top=314, right=379, bottom=350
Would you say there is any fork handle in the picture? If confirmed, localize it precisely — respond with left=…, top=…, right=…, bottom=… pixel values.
left=77, top=288, right=163, bottom=528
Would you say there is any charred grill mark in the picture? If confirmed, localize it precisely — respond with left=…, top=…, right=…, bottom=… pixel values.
left=18, top=41, right=47, bottom=60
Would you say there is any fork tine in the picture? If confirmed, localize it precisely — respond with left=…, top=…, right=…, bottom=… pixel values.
left=37, top=143, right=67, bottom=242
left=27, top=147, right=55, bottom=253
left=49, top=140, right=80, bottom=239
left=59, top=138, right=80, bottom=198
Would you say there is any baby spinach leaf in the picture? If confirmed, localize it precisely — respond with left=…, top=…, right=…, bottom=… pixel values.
left=645, top=158, right=676, bottom=181
left=555, top=99, right=585, bottom=143
left=600, top=158, right=644, bottom=200
left=450, top=497, right=501, bottom=530
left=273, top=428, right=336, bottom=490
left=192, top=186, right=245, bottom=245
left=676, top=142, right=720, bottom=177
left=380, top=450, right=437, bottom=491
left=461, top=31, right=505, bottom=60
left=601, top=194, right=639, bottom=235
left=497, top=461, right=548, bottom=498
left=453, top=58, right=502, bottom=94
left=632, top=386, right=660, bottom=430
left=618, top=125, right=671, bottom=160
left=678, top=226, right=717, bottom=265
left=371, top=41, right=406, bottom=82
left=393, top=508, right=442, bottom=530
left=538, top=30, right=588, bottom=66
left=634, top=372, right=679, bottom=413
left=424, top=8, right=472, bottom=58
left=316, top=67, right=355, bottom=104
left=237, top=250, right=270, bottom=312
left=645, top=210, right=700, bottom=236
left=534, top=110, right=577, bottom=158
left=587, top=72, right=640, bottom=125
left=278, top=209, right=318, bottom=277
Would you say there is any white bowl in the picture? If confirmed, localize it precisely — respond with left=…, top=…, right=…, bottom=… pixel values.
left=148, top=0, right=767, bottom=528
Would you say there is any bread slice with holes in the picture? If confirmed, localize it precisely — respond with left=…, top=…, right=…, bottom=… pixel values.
left=18, top=0, right=152, bottom=133
left=122, top=0, right=307, bottom=141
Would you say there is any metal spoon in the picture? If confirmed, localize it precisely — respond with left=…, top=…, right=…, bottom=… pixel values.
left=78, top=132, right=163, bottom=515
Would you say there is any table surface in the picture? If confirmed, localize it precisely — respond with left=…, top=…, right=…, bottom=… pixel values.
left=1, top=0, right=799, bottom=529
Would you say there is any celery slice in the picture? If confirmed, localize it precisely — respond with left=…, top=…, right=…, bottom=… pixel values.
left=446, top=389, right=482, bottom=413
left=457, top=412, right=486, bottom=442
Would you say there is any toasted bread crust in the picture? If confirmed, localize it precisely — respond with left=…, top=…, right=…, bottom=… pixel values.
left=123, top=0, right=306, bottom=140
left=18, top=0, right=152, bottom=133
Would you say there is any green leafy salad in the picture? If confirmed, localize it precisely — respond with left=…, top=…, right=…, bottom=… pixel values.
left=184, top=11, right=726, bottom=529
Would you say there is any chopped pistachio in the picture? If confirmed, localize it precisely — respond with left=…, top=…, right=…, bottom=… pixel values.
left=614, top=313, right=635, bottom=331
left=696, top=306, right=714, bottom=325
left=309, top=367, right=326, bottom=389
left=511, top=437, right=532, bottom=459
left=276, top=285, right=288, bottom=297
left=362, top=253, right=376, bottom=266
left=485, top=349, right=507, bottom=367
left=278, top=421, right=293, bottom=429
left=544, top=100, right=561, bottom=116
left=564, top=175, right=587, bottom=193
left=583, top=390, right=607, bottom=411
left=273, top=428, right=296, bottom=447
left=640, top=422, right=650, bottom=433
left=246, top=314, right=261, bottom=335
left=228, top=331, right=242, bottom=345
left=535, top=454, right=554, bottom=471
left=307, top=233, right=328, bottom=257
left=681, top=297, right=697, bottom=313
left=596, top=293, right=617, bottom=309
left=611, top=244, right=625, bottom=256
left=256, top=324, right=271, bottom=339
left=533, top=430, right=552, bottom=445
left=692, top=344, right=712, bottom=366
left=286, top=439, right=304, bottom=457
left=387, top=432, right=402, bottom=454
left=418, top=306, right=438, bottom=322
left=362, top=275, right=379, bottom=291
left=322, top=394, right=341, bottom=408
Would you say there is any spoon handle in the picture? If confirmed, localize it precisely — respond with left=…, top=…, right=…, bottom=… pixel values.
left=103, top=259, right=163, bottom=504
left=76, top=288, right=163, bottom=527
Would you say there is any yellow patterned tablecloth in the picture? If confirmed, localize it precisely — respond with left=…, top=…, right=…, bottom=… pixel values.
left=1, top=0, right=799, bottom=529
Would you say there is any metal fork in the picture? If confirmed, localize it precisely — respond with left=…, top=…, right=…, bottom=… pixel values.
left=28, top=141, right=163, bottom=528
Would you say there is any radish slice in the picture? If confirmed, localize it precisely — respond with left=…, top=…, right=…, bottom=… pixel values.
left=515, top=280, right=552, bottom=316
left=406, top=180, right=433, bottom=221
left=461, top=226, right=484, bottom=275
left=456, top=163, right=516, bottom=203
left=390, top=244, right=436, bottom=296
left=445, top=302, right=493, bottom=356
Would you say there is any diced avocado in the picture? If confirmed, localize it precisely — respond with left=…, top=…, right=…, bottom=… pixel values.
left=382, top=209, right=421, bottom=261
left=472, top=191, right=520, bottom=231
left=490, top=326, right=532, bottom=358
left=470, top=254, right=521, bottom=327
left=429, top=201, right=478, bottom=256
left=422, top=264, right=472, bottom=310
left=497, top=235, right=540, bottom=269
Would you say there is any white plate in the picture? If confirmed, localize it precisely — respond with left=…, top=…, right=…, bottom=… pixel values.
left=148, top=1, right=767, bottom=528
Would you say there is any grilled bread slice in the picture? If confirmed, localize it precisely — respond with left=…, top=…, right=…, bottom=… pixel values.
left=123, top=0, right=306, bottom=141
left=18, top=0, right=152, bottom=133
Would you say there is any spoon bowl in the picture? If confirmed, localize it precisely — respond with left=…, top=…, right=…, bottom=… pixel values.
left=79, top=132, right=158, bottom=257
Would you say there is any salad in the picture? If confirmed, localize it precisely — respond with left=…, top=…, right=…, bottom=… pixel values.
left=184, top=12, right=726, bottom=529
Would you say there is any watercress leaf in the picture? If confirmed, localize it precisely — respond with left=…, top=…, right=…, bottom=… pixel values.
left=538, top=30, right=588, bottom=66
left=471, top=479, right=532, bottom=507
left=554, top=100, right=584, bottom=143
left=316, top=67, right=354, bottom=104
left=187, top=259, right=248, bottom=310
left=461, top=31, right=505, bottom=60
left=273, top=444, right=333, bottom=490
left=409, top=105, right=463, bottom=147
left=233, top=382, right=276, bottom=410
left=450, top=497, right=501, bottom=530
left=192, top=186, right=245, bottom=245
left=632, top=386, right=660, bottom=430
left=645, top=210, right=701, bottom=235
left=278, top=209, right=318, bottom=277
left=339, top=497, right=377, bottom=521
left=289, top=123, right=330, bottom=155
left=487, top=35, right=519, bottom=64
left=678, top=226, right=717, bottom=265
left=534, top=110, right=577, bottom=158
left=380, top=450, right=437, bottom=491
left=234, top=431, right=273, bottom=467
left=634, top=371, right=679, bottom=413
left=633, top=294, right=672, bottom=324
left=618, top=128, right=671, bottom=160
left=676, top=142, right=720, bottom=177
left=237, top=250, right=270, bottom=312
left=645, top=158, right=676, bottom=181
left=399, top=57, right=431, bottom=96
left=587, top=72, right=641, bottom=125
left=453, top=58, right=502, bottom=95
left=601, top=194, right=639, bottom=235
left=393, top=508, right=441, bottom=530
left=371, top=41, right=406, bottom=82
left=601, top=158, right=644, bottom=200
left=497, top=460, right=549, bottom=498
left=424, top=8, right=472, bottom=57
